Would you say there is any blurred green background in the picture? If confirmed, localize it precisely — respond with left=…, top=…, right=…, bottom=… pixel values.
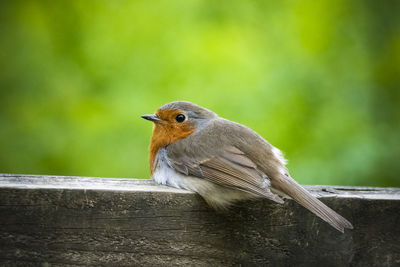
left=0, top=1, right=399, bottom=186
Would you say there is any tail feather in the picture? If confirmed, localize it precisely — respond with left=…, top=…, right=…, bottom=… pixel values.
left=275, top=177, right=353, bottom=233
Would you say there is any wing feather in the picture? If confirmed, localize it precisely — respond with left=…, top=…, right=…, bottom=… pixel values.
left=167, top=145, right=283, bottom=204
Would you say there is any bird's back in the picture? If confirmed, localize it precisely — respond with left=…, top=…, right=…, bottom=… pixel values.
left=168, top=116, right=353, bottom=232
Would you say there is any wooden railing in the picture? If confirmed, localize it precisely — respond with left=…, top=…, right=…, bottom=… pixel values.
left=0, top=174, right=399, bottom=266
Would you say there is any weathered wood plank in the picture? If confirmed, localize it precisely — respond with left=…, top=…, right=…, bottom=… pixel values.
left=0, top=173, right=399, bottom=266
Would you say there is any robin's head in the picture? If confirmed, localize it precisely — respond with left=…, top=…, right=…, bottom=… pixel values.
left=142, top=101, right=217, bottom=136
left=142, top=101, right=217, bottom=171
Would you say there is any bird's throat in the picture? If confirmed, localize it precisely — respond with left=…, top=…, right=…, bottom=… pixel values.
left=149, top=123, right=194, bottom=174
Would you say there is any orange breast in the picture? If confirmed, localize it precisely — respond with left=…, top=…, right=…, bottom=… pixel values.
left=148, top=110, right=194, bottom=174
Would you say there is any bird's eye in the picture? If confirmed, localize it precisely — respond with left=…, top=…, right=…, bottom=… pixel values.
left=175, top=114, right=186, bottom=123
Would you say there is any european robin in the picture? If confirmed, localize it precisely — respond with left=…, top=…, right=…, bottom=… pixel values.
left=142, top=101, right=353, bottom=233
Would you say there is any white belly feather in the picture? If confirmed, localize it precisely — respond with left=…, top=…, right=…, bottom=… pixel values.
left=152, top=148, right=254, bottom=209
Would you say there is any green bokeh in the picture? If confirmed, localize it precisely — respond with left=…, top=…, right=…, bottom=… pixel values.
left=1, top=1, right=399, bottom=186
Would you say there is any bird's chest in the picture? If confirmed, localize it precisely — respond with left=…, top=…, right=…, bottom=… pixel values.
left=151, top=148, right=197, bottom=190
left=152, top=148, right=184, bottom=187
left=151, top=148, right=256, bottom=209
left=151, top=148, right=217, bottom=193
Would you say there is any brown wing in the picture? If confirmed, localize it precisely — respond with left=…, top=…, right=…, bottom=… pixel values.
left=167, top=145, right=283, bottom=204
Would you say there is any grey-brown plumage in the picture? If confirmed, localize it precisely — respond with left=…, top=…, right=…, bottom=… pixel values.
left=145, top=101, right=353, bottom=233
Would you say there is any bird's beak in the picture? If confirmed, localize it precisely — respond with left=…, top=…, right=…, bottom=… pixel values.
left=141, top=114, right=162, bottom=123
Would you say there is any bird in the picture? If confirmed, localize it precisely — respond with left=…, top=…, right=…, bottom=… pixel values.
left=141, top=101, right=353, bottom=233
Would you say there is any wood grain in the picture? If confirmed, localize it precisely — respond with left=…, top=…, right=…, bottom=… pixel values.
left=0, top=174, right=399, bottom=266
